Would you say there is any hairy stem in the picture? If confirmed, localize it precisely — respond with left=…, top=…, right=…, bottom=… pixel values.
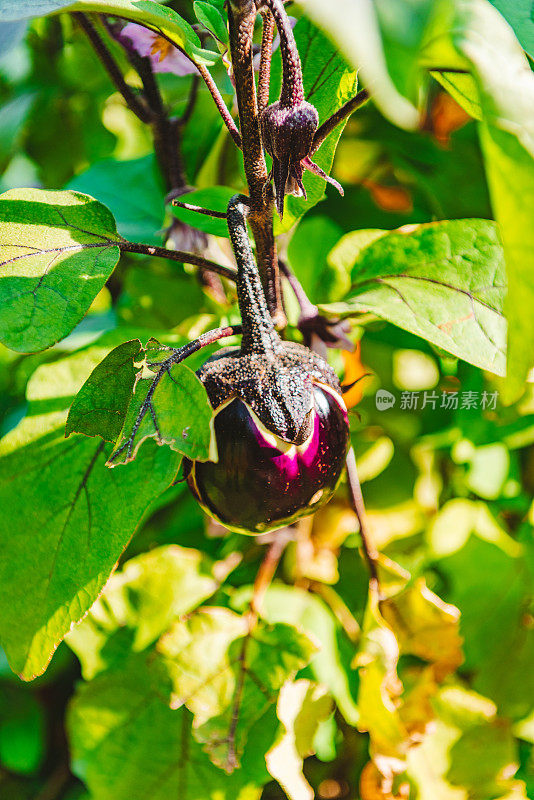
left=73, top=13, right=151, bottom=123
left=259, top=0, right=303, bottom=106
left=250, top=534, right=291, bottom=616
left=119, top=240, right=237, bottom=281
left=171, top=200, right=227, bottom=219
left=257, top=8, right=274, bottom=114
left=227, top=195, right=281, bottom=354
left=312, top=88, right=370, bottom=154
left=228, top=0, right=285, bottom=326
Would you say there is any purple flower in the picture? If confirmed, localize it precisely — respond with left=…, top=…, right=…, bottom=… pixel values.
left=118, top=23, right=198, bottom=75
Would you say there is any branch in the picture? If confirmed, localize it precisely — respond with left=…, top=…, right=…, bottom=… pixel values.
left=257, top=8, right=275, bottom=114
left=227, top=0, right=285, bottom=327
left=345, top=447, right=380, bottom=587
left=311, top=88, right=370, bottom=154
left=119, top=240, right=237, bottom=281
left=171, top=200, right=227, bottom=219
left=197, top=63, right=243, bottom=148
left=73, top=13, right=151, bottom=124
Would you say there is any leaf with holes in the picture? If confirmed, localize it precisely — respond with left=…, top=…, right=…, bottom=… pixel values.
left=107, top=342, right=215, bottom=467
left=0, top=188, right=121, bottom=353
left=67, top=652, right=267, bottom=800
left=0, top=0, right=217, bottom=66
left=0, top=347, right=180, bottom=680
left=324, top=219, right=507, bottom=376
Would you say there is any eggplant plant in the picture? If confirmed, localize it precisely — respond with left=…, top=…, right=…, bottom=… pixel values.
left=0, top=0, right=533, bottom=798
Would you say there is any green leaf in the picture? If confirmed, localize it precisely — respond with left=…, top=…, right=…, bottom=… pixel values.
left=439, top=535, right=534, bottom=720
left=425, top=1, right=534, bottom=398
left=0, top=0, right=218, bottom=66
left=325, top=219, right=507, bottom=376
left=301, top=0, right=419, bottom=129
left=0, top=688, right=45, bottom=774
left=67, top=545, right=220, bottom=678
left=171, top=186, right=234, bottom=238
left=237, top=585, right=360, bottom=727
left=488, top=0, right=534, bottom=58
left=158, top=610, right=316, bottom=772
left=270, top=17, right=359, bottom=233
left=107, top=342, right=215, bottom=466
left=65, top=339, right=142, bottom=441
left=0, top=188, right=121, bottom=353
left=68, top=155, right=165, bottom=245
left=191, top=622, right=316, bottom=771
left=193, top=1, right=227, bottom=44
left=0, top=348, right=180, bottom=680
left=67, top=652, right=265, bottom=800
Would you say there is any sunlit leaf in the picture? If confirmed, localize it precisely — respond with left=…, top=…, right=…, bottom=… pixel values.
left=167, top=618, right=316, bottom=772
left=325, top=219, right=507, bottom=375
left=0, top=188, right=121, bottom=352
left=67, top=652, right=266, bottom=800
left=107, top=341, right=215, bottom=466
left=67, top=545, right=220, bottom=678
left=266, top=679, right=333, bottom=800
left=66, top=339, right=142, bottom=441
left=0, top=348, right=180, bottom=680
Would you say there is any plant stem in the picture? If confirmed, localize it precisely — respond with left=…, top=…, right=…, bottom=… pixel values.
left=260, top=0, right=303, bottom=106
left=119, top=240, right=237, bottom=281
left=345, top=447, right=380, bottom=587
left=196, top=63, right=243, bottom=148
left=257, top=8, right=274, bottom=113
left=227, top=0, right=285, bottom=327
left=250, top=534, right=291, bottom=616
left=311, top=88, right=370, bottom=154
left=73, top=12, right=151, bottom=123
left=171, top=200, right=227, bottom=219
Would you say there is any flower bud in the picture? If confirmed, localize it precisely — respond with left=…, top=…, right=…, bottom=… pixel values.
left=261, top=99, right=343, bottom=217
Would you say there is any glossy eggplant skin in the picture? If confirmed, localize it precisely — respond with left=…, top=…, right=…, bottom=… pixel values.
left=186, top=384, right=349, bottom=534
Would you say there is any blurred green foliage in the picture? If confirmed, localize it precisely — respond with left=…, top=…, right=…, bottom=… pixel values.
left=0, top=2, right=533, bottom=799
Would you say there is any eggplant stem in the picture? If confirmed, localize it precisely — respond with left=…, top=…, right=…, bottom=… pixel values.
left=250, top=534, right=291, bottom=617
left=345, top=446, right=381, bottom=591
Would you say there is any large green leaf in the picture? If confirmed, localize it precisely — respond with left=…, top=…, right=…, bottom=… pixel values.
left=0, top=0, right=217, bottom=66
left=270, top=17, right=359, bottom=233
left=0, top=347, right=180, bottom=680
left=324, top=219, right=507, bottom=376
left=0, top=188, right=121, bottom=353
left=68, top=155, right=166, bottom=244
left=67, top=652, right=266, bottom=800
left=423, top=1, right=534, bottom=398
left=67, top=545, right=221, bottom=679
